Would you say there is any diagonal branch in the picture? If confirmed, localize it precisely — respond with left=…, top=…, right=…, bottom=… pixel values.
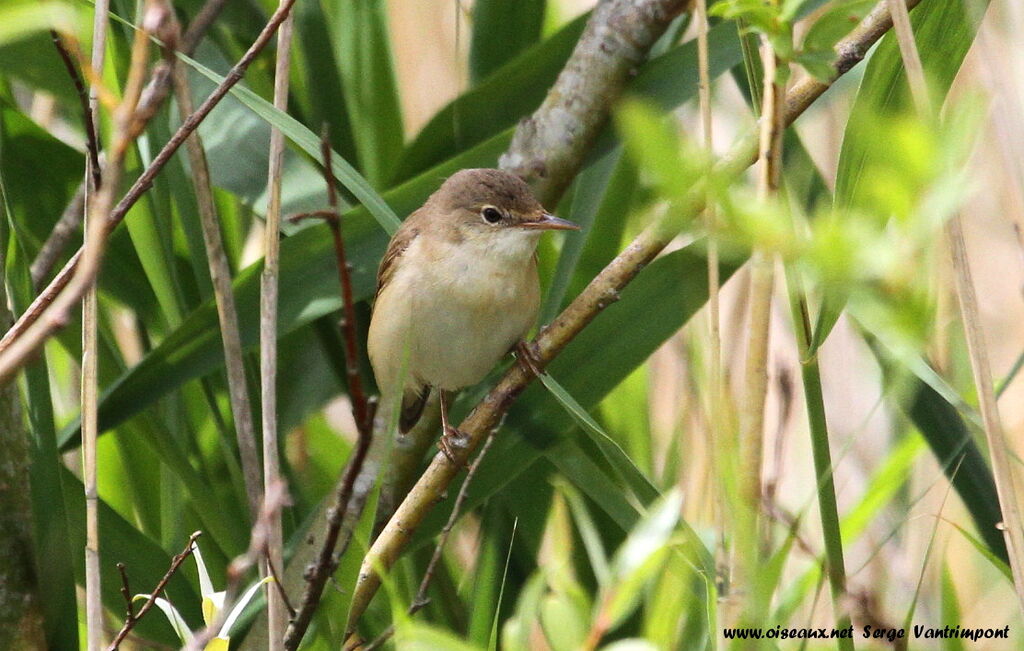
left=344, top=0, right=924, bottom=633
left=500, top=0, right=690, bottom=205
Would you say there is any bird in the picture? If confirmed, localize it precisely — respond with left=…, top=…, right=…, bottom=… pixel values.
left=367, top=168, right=579, bottom=461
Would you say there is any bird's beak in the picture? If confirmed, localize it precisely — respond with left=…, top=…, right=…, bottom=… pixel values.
left=519, top=213, right=580, bottom=231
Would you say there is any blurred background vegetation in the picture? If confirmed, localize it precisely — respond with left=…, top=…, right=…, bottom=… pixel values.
left=1, top=0, right=1023, bottom=649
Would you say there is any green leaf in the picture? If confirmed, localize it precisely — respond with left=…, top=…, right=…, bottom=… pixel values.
left=904, top=381, right=1007, bottom=563
left=0, top=105, right=79, bottom=650
left=555, top=480, right=611, bottom=586
left=322, top=0, right=403, bottom=187
left=184, top=43, right=339, bottom=226
left=537, top=370, right=657, bottom=504
left=470, top=0, right=546, bottom=82
left=541, top=146, right=627, bottom=324
left=0, top=1, right=81, bottom=46
left=814, top=0, right=992, bottom=349
left=180, top=50, right=401, bottom=234
left=940, top=566, right=966, bottom=651
left=539, top=591, right=588, bottom=651
left=0, top=6, right=86, bottom=104
left=289, top=0, right=358, bottom=164
left=603, top=490, right=682, bottom=629
left=945, top=521, right=1012, bottom=585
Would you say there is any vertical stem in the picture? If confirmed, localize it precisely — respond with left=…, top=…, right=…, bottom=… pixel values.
left=261, top=5, right=295, bottom=644
left=737, top=35, right=784, bottom=616
left=888, top=0, right=1024, bottom=614
left=785, top=274, right=855, bottom=651
left=695, top=0, right=731, bottom=642
left=946, top=217, right=1024, bottom=611
left=886, top=0, right=930, bottom=114
left=170, top=69, right=262, bottom=524
left=695, top=0, right=722, bottom=507
left=84, top=1, right=109, bottom=648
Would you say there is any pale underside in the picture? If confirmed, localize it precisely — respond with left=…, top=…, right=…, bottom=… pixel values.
left=367, top=227, right=541, bottom=400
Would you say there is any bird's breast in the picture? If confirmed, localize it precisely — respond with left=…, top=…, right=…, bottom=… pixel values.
left=372, top=233, right=540, bottom=391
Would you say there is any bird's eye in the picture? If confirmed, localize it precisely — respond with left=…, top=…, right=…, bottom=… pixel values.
left=482, top=207, right=502, bottom=224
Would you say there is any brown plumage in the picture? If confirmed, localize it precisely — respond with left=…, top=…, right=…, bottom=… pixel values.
left=368, top=168, right=578, bottom=452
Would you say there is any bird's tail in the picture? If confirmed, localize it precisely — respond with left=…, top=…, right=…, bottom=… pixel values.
left=399, top=385, right=430, bottom=433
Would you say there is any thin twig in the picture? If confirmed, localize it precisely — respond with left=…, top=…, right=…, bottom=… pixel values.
left=415, top=431, right=495, bottom=605
left=107, top=531, right=203, bottom=650
left=0, top=0, right=300, bottom=382
left=317, top=127, right=372, bottom=434
left=260, top=3, right=295, bottom=644
left=50, top=30, right=102, bottom=190
left=264, top=551, right=296, bottom=618
left=281, top=126, right=375, bottom=651
left=343, top=0, right=920, bottom=630
left=30, top=184, right=85, bottom=289
left=360, top=432, right=497, bottom=651
left=116, top=563, right=133, bottom=620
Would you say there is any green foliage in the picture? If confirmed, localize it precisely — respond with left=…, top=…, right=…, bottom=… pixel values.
left=1, top=0, right=1016, bottom=648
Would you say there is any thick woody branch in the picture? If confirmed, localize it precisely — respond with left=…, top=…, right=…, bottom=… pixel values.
left=500, top=0, right=689, bottom=206
left=0, top=0, right=299, bottom=383
left=344, top=0, right=923, bottom=633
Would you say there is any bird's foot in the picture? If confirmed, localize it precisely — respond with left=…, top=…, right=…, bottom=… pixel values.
left=514, top=340, right=544, bottom=378
left=439, top=426, right=470, bottom=467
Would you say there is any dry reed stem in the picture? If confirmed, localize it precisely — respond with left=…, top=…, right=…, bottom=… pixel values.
left=170, top=69, right=262, bottom=521
left=736, top=33, right=785, bottom=604
left=260, top=4, right=295, bottom=644
left=888, top=0, right=1024, bottom=614
left=83, top=0, right=110, bottom=646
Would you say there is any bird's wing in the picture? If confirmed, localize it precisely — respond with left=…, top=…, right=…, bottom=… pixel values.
left=375, top=213, right=421, bottom=299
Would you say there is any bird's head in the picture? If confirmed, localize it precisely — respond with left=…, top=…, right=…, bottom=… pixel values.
left=428, top=169, right=579, bottom=260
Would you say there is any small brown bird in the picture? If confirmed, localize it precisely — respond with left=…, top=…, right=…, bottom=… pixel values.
left=367, top=168, right=578, bottom=460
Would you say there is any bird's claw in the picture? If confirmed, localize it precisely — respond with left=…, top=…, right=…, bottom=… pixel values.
left=439, top=426, right=469, bottom=468
left=514, top=340, right=544, bottom=378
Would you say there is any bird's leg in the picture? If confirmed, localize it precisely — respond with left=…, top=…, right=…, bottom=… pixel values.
left=513, top=340, right=544, bottom=377
left=438, top=390, right=468, bottom=466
